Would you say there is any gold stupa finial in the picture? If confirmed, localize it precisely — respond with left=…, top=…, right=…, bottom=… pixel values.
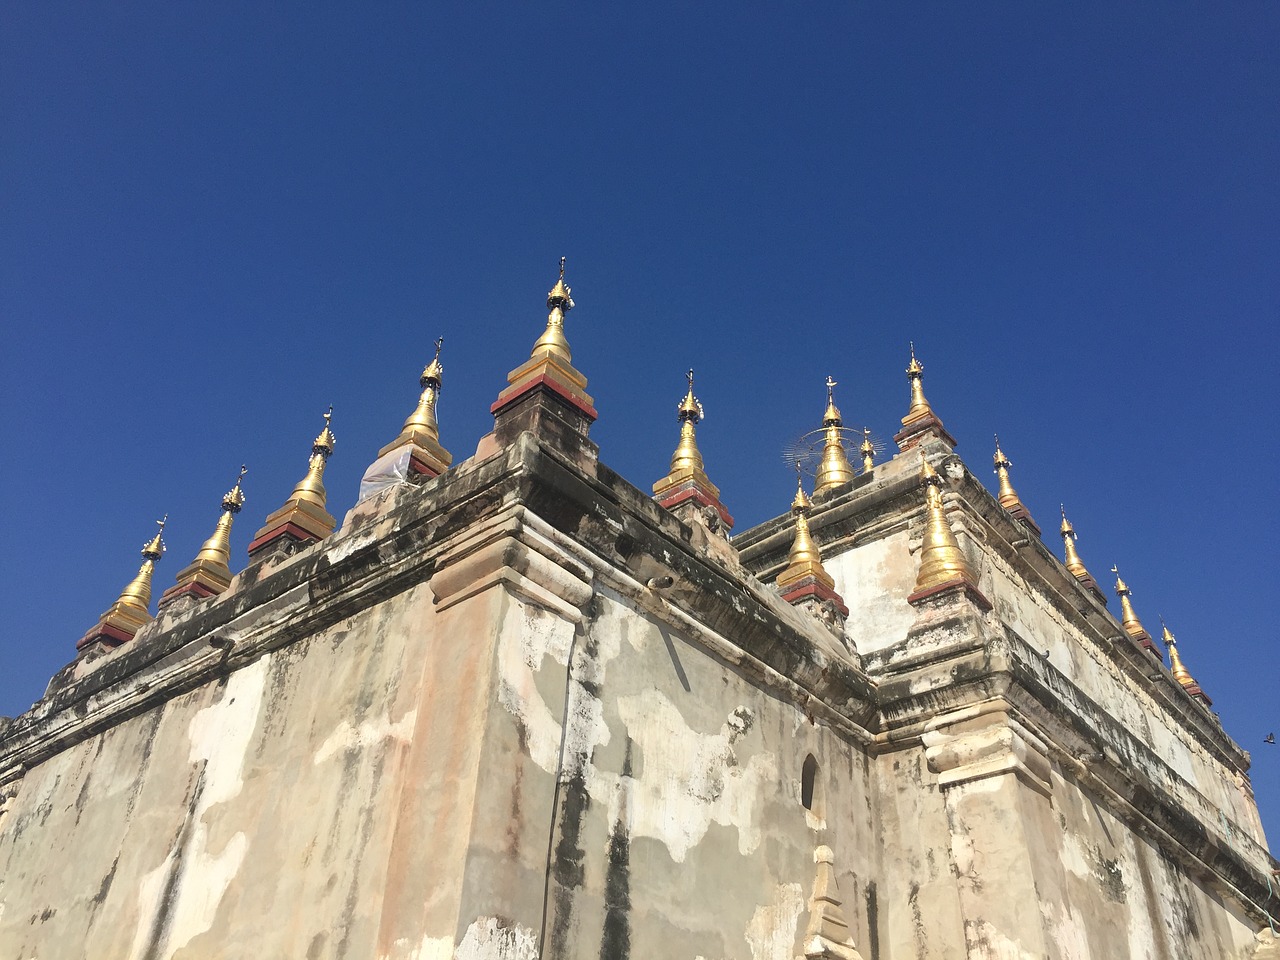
left=860, top=427, right=875, bottom=474
left=1111, top=564, right=1151, bottom=642
left=195, top=465, right=248, bottom=567
left=668, top=368, right=706, bottom=474
left=249, top=411, right=339, bottom=557
left=992, top=436, right=1027, bottom=513
left=395, top=339, right=445, bottom=445
left=901, top=341, right=935, bottom=427
left=77, top=515, right=170, bottom=650
left=287, top=408, right=337, bottom=508
left=532, top=256, right=575, bottom=362
left=421, top=336, right=444, bottom=386
left=1161, top=617, right=1200, bottom=690
left=914, top=458, right=978, bottom=592
left=163, top=468, right=248, bottom=604
left=778, top=465, right=833, bottom=590
left=1059, top=505, right=1093, bottom=580
left=814, top=377, right=855, bottom=494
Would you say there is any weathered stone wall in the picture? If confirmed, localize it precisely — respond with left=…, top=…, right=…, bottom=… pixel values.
left=0, top=431, right=1274, bottom=960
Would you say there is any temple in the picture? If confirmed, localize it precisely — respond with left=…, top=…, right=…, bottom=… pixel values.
left=0, top=263, right=1276, bottom=959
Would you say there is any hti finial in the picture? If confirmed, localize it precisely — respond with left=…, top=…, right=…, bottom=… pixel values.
left=559, top=256, right=566, bottom=280
left=222, top=465, right=247, bottom=513
left=687, top=367, right=695, bottom=390
left=433, top=336, right=443, bottom=360
left=324, top=405, right=333, bottom=428
left=826, top=375, right=837, bottom=403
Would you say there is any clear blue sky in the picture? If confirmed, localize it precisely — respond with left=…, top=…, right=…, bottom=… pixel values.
left=2, top=4, right=1277, bottom=841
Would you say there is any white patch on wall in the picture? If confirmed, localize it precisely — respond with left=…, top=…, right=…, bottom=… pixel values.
left=495, top=599, right=612, bottom=777
left=743, top=882, right=804, bottom=960
left=454, top=916, right=539, bottom=960
left=127, top=656, right=269, bottom=960
left=381, top=933, right=455, bottom=960
left=314, top=709, right=417, bottom=765
left=964, top=920, right=1039, bottom=960
left=612, top=690, right=777, bottom=862
left=1038, top=901, right=1090, bottom=960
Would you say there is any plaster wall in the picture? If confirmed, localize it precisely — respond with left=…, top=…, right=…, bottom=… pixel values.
left=0, top=580, right=492, bottom=960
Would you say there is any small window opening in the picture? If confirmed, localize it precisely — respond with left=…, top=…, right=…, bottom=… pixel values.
left=801, top=754, right=819, bottom=811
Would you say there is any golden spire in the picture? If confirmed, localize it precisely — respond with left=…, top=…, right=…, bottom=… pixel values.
left=901, top=341, right=935, bottom=427
left=778, top=467, right=834, bottom=590
left=288, top=406, right=336, bottom=508
left=78, top=517, right=167, bottom=650
left=1059, top=505, right=1093, bottom=580
left=814, top=376, right=855, bottom=494
left=249, top=411, right=339, bottom=557
left=395, top=338, right=444, bottom=445
left=531, top=256, right=575, bottom=362
left=1111, top=565, right=1151, bottom=642
left=376, top=337, right=454, bottom=476
left=163, top=468, right=246, bottom=603
left=1161, top=619, right=1198, bottom=689
left=914, top=458, right=978, bottom=592
left=668, top=368, right=706, bottom=474
left=992, top=436, right=1021, bottom=509
left=860, top=427, right=875, bottom=474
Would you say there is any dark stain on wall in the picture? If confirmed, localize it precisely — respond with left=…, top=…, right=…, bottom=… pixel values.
left=599, top=740, right=633, bottom=960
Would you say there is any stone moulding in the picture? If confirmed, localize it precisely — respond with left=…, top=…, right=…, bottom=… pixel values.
left=922, top=700, right=1053, bottom=796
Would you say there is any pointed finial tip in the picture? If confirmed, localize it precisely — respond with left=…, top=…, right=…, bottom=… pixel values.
left=559, top=255, right=566, bottom=279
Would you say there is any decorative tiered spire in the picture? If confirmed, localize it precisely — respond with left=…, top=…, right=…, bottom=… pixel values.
left=777, top=467, right=848, bottom=628
left=991, top=436, right=1040, bottom=536
left=376, top=338, right=454, bottom=478
left=799, top=846, right=867, bottom=960
left=77, top=517, right=167, bottom=651
left=488, top=257, right=599, bottom=453
left=910, top=459, right=985, bottom=604
left=1058, top=506, right=1106, bottom=603
left=161, top=467, right=247, bottom=605
left=1111, top=565, right=1162, bottom=661
left=859, top=428, right=875, bottom=475
left=894, top=343, right=957, bottom=452
left=652, top=369, right=733, bottom=531
left=1161, top=619, right=1212, bottom=706
left=248, top=408, right=339, bottom=559
left=814, top=377, right=855, bottom=495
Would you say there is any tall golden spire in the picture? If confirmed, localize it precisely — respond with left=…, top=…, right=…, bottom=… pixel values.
left=162, top=467, right=247, bottom=604
left=912, top=459, right=979, bottom=594
left=1058, top=505, right=1106, bottom=603
left=991, top=436, right=1040, bottom=535
left=859, top=427, right=875, bottom=475
left=778, top=470, right=832, bottom=590
left=1111, top=565, right=1161, bottom=660
left=777, top=467, right=848, bottom=624
left=376, top=337, right=454, bottom=477
left=531, top=256, right=575, bottom=362
left=249, top=408, right=339, bottom=559
left=903, top=343, right=933, bottom=426
left=1161, top=619, right=1212, bottom=705
left=488, top=258, right=598, bottom=445
left=77, top=517, right=167, bottom=651
left=894, top=342, right=956, bottom=452
left=814, top=377, right=855, bottom=494
left=652, top=369, right=733, bottom=531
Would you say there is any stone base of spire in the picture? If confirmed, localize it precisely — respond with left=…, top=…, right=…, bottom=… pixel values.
left=1124, top=628, right=1163, bottom=663
left=248, top=500, right=337, bottom=561
left=1071, top=571, right=1108, bottom=606
left=780, top=574, right=849, bottom=619
left=159, top=563, right=231, bottom=609
left=652, top=478, right=734, bottom=531
left=1001, top=501, right=1042, bottom=538
left=1177, top=681, right=1213, bottom=708
left=895, top=413, right=957, bottom=452
left=481, top=372, right=599, bottom=471
left=376, top=438, right=452, bottom=480
left=75, top=619, right=138, bottom=652
left=907, top=576, right=992, bottom=612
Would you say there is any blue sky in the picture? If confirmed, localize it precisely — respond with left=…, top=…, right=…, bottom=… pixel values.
left=2, top=4, right=1277, bottom=840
